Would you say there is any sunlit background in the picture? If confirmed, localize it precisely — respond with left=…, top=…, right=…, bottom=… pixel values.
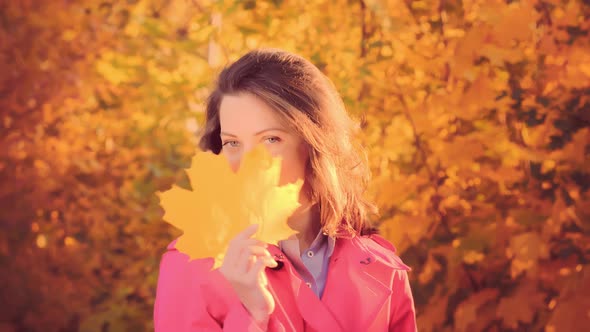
left=1, top=0, right=589, bottom=331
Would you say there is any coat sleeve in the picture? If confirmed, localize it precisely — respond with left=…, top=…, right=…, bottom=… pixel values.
left=389, top=269, right=418, bottom=332
left=154, top=244, right=285, bottom=332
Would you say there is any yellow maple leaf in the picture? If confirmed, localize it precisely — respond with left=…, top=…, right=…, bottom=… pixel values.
left=157, top=145, right=302, bottom=266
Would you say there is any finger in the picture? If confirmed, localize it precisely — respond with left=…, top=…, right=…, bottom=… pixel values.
left=227, top=243, right=268, bottom=272
left=223, top=243, right=240, bottom=268
left=263, top=256, right=279, bottom=269
left=235, top=245, right=253, bottom=272
left=249, top=253, right=278, bottom=271
left=248, top=247, right=277, bottom=268
left=234, top=242, right=268, bottom=262
left=234, top=224, right=259, bottom=242
left=245, top=245, right=272, bottom=258
left=247, top=255, right=277, bottom=281
left=226, top=229, right=264, bottom=262
left=259, top=268, right=269, bottom=287
left=243, top=238, right=267, bottom=247
left=247, top=255, right=256, bottom=271
left=234, top=245, right=275, bottom=273
left=247, top=257, right=267, bottom=282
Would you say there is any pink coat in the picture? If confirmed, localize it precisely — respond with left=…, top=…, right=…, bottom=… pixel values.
left=154, top=234, right=417, bottom=331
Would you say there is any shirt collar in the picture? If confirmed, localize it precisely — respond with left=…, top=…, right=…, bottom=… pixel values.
left=278, top=229, right=336, bottom=258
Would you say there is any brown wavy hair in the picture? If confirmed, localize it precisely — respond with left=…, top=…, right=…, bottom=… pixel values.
left=199, top=49, right=378, bottom=237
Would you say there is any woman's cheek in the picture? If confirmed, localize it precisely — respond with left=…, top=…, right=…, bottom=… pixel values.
left=279, top=164, right=295, bottom=186
left=223, top=151, right=241, bottom=172
left=279, top=155, right=307, bottom=186
left=265, top=143, right=282, bottom=158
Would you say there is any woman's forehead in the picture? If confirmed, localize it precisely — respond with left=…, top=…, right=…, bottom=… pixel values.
left=219, top=93, right=287, bottom=133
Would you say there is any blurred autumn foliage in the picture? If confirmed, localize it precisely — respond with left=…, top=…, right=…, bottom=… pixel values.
left=0, top=0, right=589, bottom=331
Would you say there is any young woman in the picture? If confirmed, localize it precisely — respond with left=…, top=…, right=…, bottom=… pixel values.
left=154, top=49, right=417, bottom=332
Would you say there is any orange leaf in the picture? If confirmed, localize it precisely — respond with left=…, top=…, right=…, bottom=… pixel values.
left=496, top=280, right=544, bottom=328
left=157, top=146, right=302, bottom=266
left=454, top=289, right=499, bottom=332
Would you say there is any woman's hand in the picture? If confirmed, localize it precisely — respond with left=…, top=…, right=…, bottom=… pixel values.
left=219, top=224, right=278, bottom=325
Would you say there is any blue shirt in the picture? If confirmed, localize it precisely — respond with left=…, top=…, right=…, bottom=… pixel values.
left=278, top=231, right=336, bottom=298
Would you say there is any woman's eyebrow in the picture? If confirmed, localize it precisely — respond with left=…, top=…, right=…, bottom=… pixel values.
left=254, top=128, right=288, bottom=136
left=220, top=128, right=287, bottom=137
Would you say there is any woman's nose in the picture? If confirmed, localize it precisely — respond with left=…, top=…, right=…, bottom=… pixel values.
left=228, top=143, right=256, bottom=172
left=229, top=159, right=240, bottom=172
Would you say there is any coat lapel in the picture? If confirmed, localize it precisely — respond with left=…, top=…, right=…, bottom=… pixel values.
left=267, top=236, right=409, bottom=331
left=266, top=245, right=345, bottom=332
left=321, top=236, right=408, bottom=331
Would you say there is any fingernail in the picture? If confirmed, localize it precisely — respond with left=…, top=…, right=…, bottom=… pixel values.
left=267, top=258, right=278, bottom=268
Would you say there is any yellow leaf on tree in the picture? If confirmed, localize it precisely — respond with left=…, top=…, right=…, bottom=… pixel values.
left=157, top=145, right=302, bottom=266
left=96, top=60, right=128, bottom=85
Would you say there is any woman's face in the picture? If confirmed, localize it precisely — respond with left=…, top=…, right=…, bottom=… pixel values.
left=219, top=93, right=309, bottom=189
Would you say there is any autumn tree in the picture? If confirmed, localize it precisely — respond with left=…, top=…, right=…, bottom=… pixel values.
left=1, top=1, right=199, bottom=330
left=0, top=0, right=588, bottom=331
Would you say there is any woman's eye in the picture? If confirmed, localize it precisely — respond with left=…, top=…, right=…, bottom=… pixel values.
left=222, top=140, right=240, bottom=148
left=265, top=137, right=281, bottom=144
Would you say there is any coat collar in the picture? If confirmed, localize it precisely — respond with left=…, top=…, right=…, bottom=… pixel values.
left=267, top=234, right=409, bottom=331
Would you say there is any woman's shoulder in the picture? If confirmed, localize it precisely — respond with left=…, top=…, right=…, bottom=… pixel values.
left=156, top=238, right=241, bottom=322
left=166, top=238, right=179, bottom=250
left=160, top=238, right=217, bottom=277
left=352, top=234, right=411, bottom=271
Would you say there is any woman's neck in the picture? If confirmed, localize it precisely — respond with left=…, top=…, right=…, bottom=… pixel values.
left=287, top=202, right=321, bottom=252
